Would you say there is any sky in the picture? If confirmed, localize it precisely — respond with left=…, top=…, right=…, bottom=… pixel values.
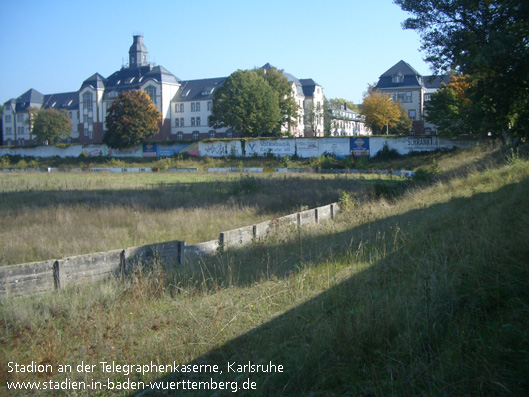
left=0, top=0, right=432, bottom=105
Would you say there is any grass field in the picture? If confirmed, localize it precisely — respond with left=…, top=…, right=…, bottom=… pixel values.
left=1, top=143, right=528, bottom=395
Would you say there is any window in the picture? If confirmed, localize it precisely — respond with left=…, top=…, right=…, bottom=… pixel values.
left=397, top=92, right=404, bottom=102
left=227, top=131, right=232, bottom=138
left=191, top=117, right=196, bottom=127
left=180, top=104, right=184, bottom=112
left=5, top=127, right=12, bottom=135
left=196, top=117, right=201, bottom=126
left=424, top=94, right=432, bottom=102
left=390, top=92, right=396, bottom=102
left=210, top=130, right=215, bottom=138
left=177, top=132, right=183, bottom=140
left=18, top=126, right=24, bottom=135
left=392, top=74, right=404, bottom=83
left=191, top=102, right=200, bottom=112
left=5, top=115, right=12, bottom=123
left=406, top=92, right=412, bottom=103
left=83, top=92, right=93, bottom=110
left=193, top=131, right=199, bottom=140
left=207, top=101, right=212, bottom=111
left=408, top=110, right=416, bottom=120
left=180, top=118, right=184, bottom=127
left=146, top=86, right=157, bottom=105
left=17, top=114, right=24, bottom=122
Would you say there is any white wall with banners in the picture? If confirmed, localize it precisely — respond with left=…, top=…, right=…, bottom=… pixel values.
left=0, top=136, right=479, bottom=160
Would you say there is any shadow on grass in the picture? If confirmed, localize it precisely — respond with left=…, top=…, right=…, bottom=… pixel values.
left=0, top=175, right=405, bottom=215
left=139, top=176, right=529, bottom=396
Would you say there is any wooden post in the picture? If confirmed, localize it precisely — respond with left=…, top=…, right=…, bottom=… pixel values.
left=53, top=260, right=61, bottom=290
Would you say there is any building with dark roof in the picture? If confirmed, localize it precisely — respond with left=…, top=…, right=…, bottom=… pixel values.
left=374, top=60, right=450, bottom=134
left=2, top=35, right=326, bottom=146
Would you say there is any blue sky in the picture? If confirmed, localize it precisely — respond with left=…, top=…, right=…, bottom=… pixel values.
left=0, top=0, right=431, bottom=105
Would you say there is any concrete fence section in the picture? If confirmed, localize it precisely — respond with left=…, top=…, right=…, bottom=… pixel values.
left=1, top=203, right=341, bottom=298
left=0, top=136, right=480, bottom=161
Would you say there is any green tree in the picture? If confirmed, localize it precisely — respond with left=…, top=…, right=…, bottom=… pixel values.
left=31, top=108, right=72, bottom=144
left=209, top=70, right=282, bottom=137
left=255, top=66, right=299, bottom=134
left=104, top=90, right=161, bottom=149
left=395, top=0, right=529, bottom=138
left=425, top=75, right=475, bottom=135
left=361, top=90, right=408, bottom=134
left=0, top=105, right=3, bottom=144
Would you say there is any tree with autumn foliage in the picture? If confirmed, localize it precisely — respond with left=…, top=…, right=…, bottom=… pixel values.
left=395, top=0, right=529, bottom=138
left=361, top=89, right=411, bottom=135
left=104, top=90, right=161, bottom=149
left=425, top=75, right=476, bottom=135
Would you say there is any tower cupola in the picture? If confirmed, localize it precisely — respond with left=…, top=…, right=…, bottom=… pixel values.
left=128, top=34, right=148, bottom=68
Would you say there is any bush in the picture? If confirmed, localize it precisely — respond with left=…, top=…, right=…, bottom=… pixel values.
left=374, top=143, right=401, bottom=160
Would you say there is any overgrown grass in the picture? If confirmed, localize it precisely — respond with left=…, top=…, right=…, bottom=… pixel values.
left=0, top=171, right=396, bottom=266
left=1, top=145, right=528, bottom=395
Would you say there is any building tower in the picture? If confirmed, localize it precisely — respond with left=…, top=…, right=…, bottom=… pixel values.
left=128, top=34, right=148, bottom=68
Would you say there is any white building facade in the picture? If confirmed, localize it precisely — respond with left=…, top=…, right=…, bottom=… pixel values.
left=2, top=35, right=325, bottom=146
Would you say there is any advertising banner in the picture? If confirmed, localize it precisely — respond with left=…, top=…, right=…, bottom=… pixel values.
left=143, top=143, right=157, bottom=157
left=318, top=138, right=350, bottom=158
left=244, top=139, right=295, bottom=157
left=350, top=137, right=370, bottom=157
left=296, top=139, right=319, bottom=158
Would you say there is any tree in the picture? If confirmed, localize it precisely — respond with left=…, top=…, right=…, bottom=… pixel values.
left=304, top=101, right=324, bottom=137
left=361, top=90, right=408, bottom=134
left=104, top=90, right=161, bottom=149
left=255, top=66, right=299, bottom=134
left=0, top=105, right=3, bottom=145
left=425, top=75, right=475, bottom=135
left=395, top=0, right=529, bottom=138
left=31, top=108, right=72, bottom=144
left=209, top=70, right=282, bottom=137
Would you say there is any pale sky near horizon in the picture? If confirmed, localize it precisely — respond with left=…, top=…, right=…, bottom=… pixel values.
left=0, top=0, right=431, bottom=105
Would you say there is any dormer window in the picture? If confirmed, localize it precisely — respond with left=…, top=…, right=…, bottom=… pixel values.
left=392, top=74, right=404, bottom=83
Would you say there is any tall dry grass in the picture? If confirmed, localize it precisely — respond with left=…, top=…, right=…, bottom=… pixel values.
left=2, top=145, right=528, bottom=395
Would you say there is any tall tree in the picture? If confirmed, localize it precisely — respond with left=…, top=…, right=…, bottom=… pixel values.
left=255, top=66, right=299, bottom=134
left=31, top=108, right=72, bottom=144
left=104, top=90, right=161, bottom=149
left=425, top=75, right=476, bottom=135
left=209, top=70, right=282, bottom=137
left=395, top=0, right=529, bottom=138
left=361, top=90, right=408, bottom=134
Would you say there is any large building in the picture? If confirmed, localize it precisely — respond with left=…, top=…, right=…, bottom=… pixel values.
left=374, top=60, right=449, bottom=134
left=2, top=35, right=325, bottom=146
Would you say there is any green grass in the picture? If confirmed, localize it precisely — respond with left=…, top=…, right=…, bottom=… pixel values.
left=0, top=171, right=397, bottom=266
left=1, top=144, right=528, bottom=395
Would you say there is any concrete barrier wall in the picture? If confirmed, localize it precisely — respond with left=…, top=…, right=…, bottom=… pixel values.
left=0, top=136, right=480, bottom=160
left=0, top=260, right=56, bottom=298
left=185, top=240, right=220, bottom=260
left=60, top=249, right=123, bottom=288
left=1, top=203, right=341, bottom=298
